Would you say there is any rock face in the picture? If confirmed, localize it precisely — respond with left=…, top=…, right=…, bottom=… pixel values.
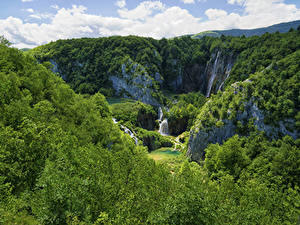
left=188, top=120, right=235, bottom=161
left=48, top=48, right=236, bottom=105
left=187, top=80, right=299, bottom=162
left=188, top=101, right=298, bottom=161
left=170, top=50, right=236, bottom=95
left=109, top=59, right=161, bottom=106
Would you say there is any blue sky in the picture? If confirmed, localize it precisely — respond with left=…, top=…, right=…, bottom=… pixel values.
left=1, top=0, right=300, bottom=48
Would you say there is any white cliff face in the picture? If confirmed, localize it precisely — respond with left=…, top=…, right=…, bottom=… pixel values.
left=109, top=59, right=160, bottom=106
left=218, top=62, right=233, bottom=91
left=187, top=119, right=235, bottom=161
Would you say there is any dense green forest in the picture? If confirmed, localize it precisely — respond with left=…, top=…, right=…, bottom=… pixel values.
left=0, top=26, right=299, bottom=225
left=31, top=27, right=300, bottom=102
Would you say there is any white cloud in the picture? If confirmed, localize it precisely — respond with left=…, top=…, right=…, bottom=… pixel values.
left=25, top=8, right=34, bottom=13
left=205, top=9, right=228, bottom=20
left=115, top=0, right=126, bottom=8
left=21, top=0, right=33, bottom=2
left=225, top=0, right=300, bottom=28
left=29, top=12, right=53, bottom=20
left=181, top=0, right=207, bottom=4
left=118, top=1, right=165, bottom=20
left=51, top=5, right=60, bottom=10
left=227, top=0, right=245, bottom=5
left=1, top=0, right=300, bottom=48
left=181, top=0, right=195, bottom=4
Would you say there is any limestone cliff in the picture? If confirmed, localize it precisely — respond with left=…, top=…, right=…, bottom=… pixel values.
left=109, top=59, right=161, bottom=106
left=188, top=72, right=299, bottom=162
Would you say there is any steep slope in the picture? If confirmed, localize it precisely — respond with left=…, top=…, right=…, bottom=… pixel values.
left=188, top=50, right=300, bottom=161
left=0, top=42, right=174, bottom=224
left=30, top=36, right=237, bottom=103
left=31, top=27, right=300, bottom=108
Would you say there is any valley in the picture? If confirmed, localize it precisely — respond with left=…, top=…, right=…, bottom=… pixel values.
left=0, top=21, right=299, bottom=224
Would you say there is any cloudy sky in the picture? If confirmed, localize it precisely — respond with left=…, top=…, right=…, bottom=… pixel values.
left=1, top=0, right=300, bottom=48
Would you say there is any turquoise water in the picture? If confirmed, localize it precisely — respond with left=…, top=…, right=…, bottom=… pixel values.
left=153, top=149, right=181, bottom=156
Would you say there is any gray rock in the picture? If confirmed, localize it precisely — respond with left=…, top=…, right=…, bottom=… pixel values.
left=109, top=60, right=160, bottom=106
left=187, top=120, right=236, bottom=161
left=188, top=81, right=299, bottom=162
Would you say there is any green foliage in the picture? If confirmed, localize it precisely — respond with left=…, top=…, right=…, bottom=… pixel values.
left=0, top=35, right=11, bottom=47
left=31, top=36, right=163, bottom=95
left=167, top=92, right=206, bottom=135
left=1, top=43, right=172, bottom=224
left=205, top=135, right=250, bottom=180
left=31, top=35, right=217, bottom=96
left=136, top=128, right=173, bottom=152
left=192, top=48, right=300, bottom=135
left=110, top=101, right=157, bottom=130
left=226, top=30, right=300, bottom=86
left=1, top=32, right=299, bottom=224
left=205, top=134, right=300, bottom=188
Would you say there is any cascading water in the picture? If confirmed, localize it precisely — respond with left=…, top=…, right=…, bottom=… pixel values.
left=158, top=107, right=169, bottom=135
left=218, top=62, right=233, bottom=92
left=121, top=125, right=139, bottom=145
left=159, top=119, right=169, bottom=135
left=206, top=51, right=221, bottom=97
left=112, top=118, right=138, bottom=145
left=158, top=107, right=163, bottom=121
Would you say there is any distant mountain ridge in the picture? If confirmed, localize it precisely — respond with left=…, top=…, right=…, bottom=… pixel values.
left=192, top=20, right=300, bottom=38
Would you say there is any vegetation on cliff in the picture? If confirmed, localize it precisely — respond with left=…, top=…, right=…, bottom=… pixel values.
left=1, top=26, right=299, bottom=225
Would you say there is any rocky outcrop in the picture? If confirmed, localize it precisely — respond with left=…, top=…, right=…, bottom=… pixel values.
left=109, top=59, right=161, bottom=106
left=188, top=120, right=235, bottom=161
left=187, top=80, right=299, bottom=162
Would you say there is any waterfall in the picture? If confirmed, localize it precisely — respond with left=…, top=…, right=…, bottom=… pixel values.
left=121, top=125, right=139, bottom=145
left=206, top=51, right=221, bottom=97
left=158, top=107, right=169, bottom=135
left=159, top=119, right=169, bottom=135
left=112, top=118, right=138, bottom=145
left=158, top=107, right=163, bottom=121
left=218, top=62, right=233, bottom=92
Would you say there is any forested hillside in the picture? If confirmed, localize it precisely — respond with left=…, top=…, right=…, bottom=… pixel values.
left=191, top=19, right=300, bottom=38
left=31, top=26, right=300, bottom=100
left=0, top=25, right=299, bottom=224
